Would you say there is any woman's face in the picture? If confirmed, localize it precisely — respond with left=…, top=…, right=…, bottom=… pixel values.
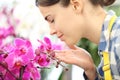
left=39, top=3, right=85, bottom=47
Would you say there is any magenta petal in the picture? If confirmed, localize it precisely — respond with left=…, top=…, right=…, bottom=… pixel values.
left=5, top=53, right=15, bottom=68
left=39, top=45, right=45, bottom=52
left=27, top=48, right=35, bottom=59
left=14, top=38, right=25, bottom=47
left=0, top=40, right=2, bottom=46
left=14, top=38, right=32, bottom=48
left=8, top=26, right=14, bottom=34
left=32, top=68, right=41, bottom=80
left=0, top=56, right=3, bottom=61
left=38, top=53, right=50, bottom=66
left=26, top=63, right=41, bottom=80
left=23, top=71, right=30, bottom=80
left=21, top=56, right=29, bottom=65
left=52, top=44, right=62, bottom=50
left=44, top=37, right=51, bottom=47
left=25, top=40, right=32, bottom=47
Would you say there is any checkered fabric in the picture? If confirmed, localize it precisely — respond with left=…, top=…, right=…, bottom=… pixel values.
left=98, top=10, right=120, bottom=80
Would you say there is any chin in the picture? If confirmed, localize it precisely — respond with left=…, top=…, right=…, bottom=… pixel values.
left=65, top=41, right=77, bottom=49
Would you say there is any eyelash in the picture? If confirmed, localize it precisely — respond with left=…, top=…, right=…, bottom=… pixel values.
left=50, top=19, right=54, bottom=23
left=46, top=16, right=54, bottom=23
left=47, top=19, right=54, bottom=23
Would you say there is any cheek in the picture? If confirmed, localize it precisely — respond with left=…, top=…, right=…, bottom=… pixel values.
left=61, top=23, right=81, bottom=37
left=55, top=20, right=81, bottom=46
left=55, top=13, right=83, bottom=40
left=55, top=14, right=74, bottom=32
left=55, top=19, right=74, bottom=33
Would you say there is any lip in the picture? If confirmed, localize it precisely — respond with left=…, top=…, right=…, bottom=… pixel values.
left=58, top=34, right=64, bottom=40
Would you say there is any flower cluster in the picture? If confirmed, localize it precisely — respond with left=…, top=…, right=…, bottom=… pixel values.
left=0, top=36, right=62, bottom=80
left=0, top=6, right=66, bottom=80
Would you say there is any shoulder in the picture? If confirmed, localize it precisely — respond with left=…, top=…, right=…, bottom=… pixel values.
left=111, top=16, right=120, bottom=55
left=111, top=16, right=120, bottom=39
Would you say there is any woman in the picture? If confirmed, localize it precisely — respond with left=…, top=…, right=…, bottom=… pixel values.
left=35, top=0, right=120, bottom=80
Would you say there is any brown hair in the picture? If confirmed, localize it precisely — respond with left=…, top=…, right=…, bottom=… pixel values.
left=35, top=0, right=116, bottom=7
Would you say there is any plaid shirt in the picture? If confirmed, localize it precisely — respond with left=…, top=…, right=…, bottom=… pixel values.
left=98, top=10, right=120, bottom=79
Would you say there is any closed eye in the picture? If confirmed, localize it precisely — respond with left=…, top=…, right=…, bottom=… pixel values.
left=45, top=15, right=54, bottom=23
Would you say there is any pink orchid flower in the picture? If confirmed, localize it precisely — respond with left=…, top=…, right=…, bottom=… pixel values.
left=5, top=38, right=35, bottom=69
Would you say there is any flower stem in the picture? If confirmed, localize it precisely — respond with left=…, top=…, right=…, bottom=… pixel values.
left=18, top=66, right=26, bottom=80
left=0, top=62, right=17, bottom=79
left=0, top=72, right=4, bottom=80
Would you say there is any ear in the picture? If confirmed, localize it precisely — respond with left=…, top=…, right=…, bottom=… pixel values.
left=70, top=0, right=83, bottom=13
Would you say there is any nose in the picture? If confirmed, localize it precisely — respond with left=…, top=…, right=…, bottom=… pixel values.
left=50, top=27, right=57, bottom=35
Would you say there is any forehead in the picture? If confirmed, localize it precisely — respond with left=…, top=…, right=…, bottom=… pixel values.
left=38, top=5, right=58, bottom=17
left=38, top=6, right=50, bottom=17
